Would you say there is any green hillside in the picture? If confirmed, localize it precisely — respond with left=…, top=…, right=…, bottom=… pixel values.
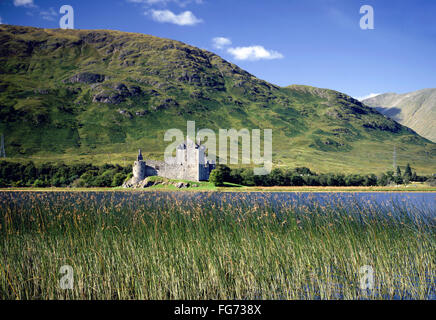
left=0, top=24, right=435, bottom=174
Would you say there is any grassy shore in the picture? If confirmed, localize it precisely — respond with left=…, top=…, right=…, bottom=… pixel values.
left=0, top=184, right=435, bottom=193
left=0, top=191, right=434, bottom=300
left=219, top=184, right=436, bottom=193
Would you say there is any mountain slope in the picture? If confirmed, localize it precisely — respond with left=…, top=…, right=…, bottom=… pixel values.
left=363, top=89, right=436, bottom=142
left=0, top=24, right=435, bottom=174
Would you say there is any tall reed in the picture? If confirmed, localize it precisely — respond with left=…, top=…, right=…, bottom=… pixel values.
left=0, top=191, right=434, bottom=299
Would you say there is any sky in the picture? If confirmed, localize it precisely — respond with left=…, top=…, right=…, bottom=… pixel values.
left=1, top=0, right=435, bottom=99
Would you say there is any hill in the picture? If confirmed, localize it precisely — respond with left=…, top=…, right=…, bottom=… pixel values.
left=362, top=89, right=436, bottom=143
left=0, top=24, right=435, bottom=174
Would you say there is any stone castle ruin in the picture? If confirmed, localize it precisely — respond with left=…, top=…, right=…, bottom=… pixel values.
left=123, top=139, right=215, bottom=187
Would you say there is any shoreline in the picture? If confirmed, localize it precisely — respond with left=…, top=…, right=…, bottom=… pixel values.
left=1, top=186, right=435, bottom=193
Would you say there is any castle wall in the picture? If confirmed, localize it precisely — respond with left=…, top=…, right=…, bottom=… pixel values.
left=146, top=160, right=203, bottom=181
left=127, top=142, right=215, bottom=186
left=198, top=163, right=214, bottom=181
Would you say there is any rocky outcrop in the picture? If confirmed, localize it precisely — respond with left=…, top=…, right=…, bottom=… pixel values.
left=93, top=83, right=143, bottom=104
left=135, top=110, right=149, bottom=117
left=122, top=176, right=195, bottom=189
left=362, top=120, right=401, bottom=133
left=151, top=98, right=179, bottom=111
left=65, top=72, right=105, bottom=84
left=175, top=182, right=190, bottom=189
left=118, top=109, right=133, bottom=118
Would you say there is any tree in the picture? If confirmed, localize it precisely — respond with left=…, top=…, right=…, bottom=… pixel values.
left=209, top=169, right=225, bottom=186
left=208, top=165, right=231, bottom=186
left=240, top=169, right=255, bottom=186
left=345, top=174, right=364, bottom=186
left=289, top=174, right=304, bottom=186
left=364, top=174, right=378, bottom=186
left=304, top=175, right=320, bottom=186
left=270, top=168, right=285, bottom=186
left=378, top=173, right=388, bottom=186
left=386, top=170, right=394, bottom=182
left=80, top=171, right=98, bottom=187
left=215, top=165, right=231, bottom=182
left=294, top=167, right=313, bottom=175
left=396, top=166, right=402, bottom=178
left=229, top=168, right=243, bottom=185
left=254, top=173, right=272, bottom=186
left=394, top=168, right=403, bottom=185
left=23, top=162, right=37, bottom=181
left=0, top=178, right=8, bottom=187
left=411, top=171, right=417, bottom=182
left=94, top=170, right=114, bottom=187
left=33, top=179, right=45, bottom=188
left=404, top=163, right=412, bottom=181
left=112, top=173, right=126, bottom=187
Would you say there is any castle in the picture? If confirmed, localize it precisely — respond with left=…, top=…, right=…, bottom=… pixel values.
left=123, top=139, right=215, bottom=187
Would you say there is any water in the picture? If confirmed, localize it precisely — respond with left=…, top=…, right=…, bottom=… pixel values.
left=1, top=191, right=434, bottom=216
left=241, top=192, right=436, bottom=215
left=137, top=191, right=436, bottom=217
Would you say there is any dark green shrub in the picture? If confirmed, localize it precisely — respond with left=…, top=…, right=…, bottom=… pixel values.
left=209, top=169, right=224, bottom=186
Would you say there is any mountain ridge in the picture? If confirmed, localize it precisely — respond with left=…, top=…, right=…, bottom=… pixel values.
left=0, top=24, right=435, bottom=173
left=363, top=88, right=436, bottom=142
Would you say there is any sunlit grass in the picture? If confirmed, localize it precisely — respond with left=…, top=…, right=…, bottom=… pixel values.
left=0, top=191, right=434, bottom=300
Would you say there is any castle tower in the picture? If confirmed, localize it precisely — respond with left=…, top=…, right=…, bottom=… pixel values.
left=132, top=149, right=146, bottom=183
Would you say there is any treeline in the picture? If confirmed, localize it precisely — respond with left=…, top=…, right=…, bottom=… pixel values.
left=0, top=160, right=432, bottom=188
left=0, top=161, right=131, bottom=188
left=209, top=164, right=430, bottom=187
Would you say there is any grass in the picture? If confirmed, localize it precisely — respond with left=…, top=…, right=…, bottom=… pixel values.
left=0, top=191, right=434, bottom=300
left=1, top=25, right=435, bottom=174
left=1, top=183, right=435, bottom=193
left=218, top=184, right=436, bottom=193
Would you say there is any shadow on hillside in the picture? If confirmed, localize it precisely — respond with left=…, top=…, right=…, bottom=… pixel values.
left=375, top=106, right=402, bottom=121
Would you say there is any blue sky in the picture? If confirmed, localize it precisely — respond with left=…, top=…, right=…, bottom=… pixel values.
left=1, top=0, right=435, bottom=99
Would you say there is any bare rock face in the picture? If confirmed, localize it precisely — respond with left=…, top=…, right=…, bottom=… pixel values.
left=175, top=182, right=189, bottom=189
left=65, top=72, right=105, bottom=84
left=122, top=178, right=134, bottom=188
left=122, top=177, right=193, bottom=189
left=122, top=177, right=158, bottom=189
left=93, top=91, right=124, bottom=104
left=92, top=83, right=143, bottom=105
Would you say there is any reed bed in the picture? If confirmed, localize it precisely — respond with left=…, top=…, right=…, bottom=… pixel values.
left=0, top=191, right=434, bottom=300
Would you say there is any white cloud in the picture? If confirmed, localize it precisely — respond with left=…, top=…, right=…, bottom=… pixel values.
left=40, top=7, right=58, bottom=21
left=13, top=0, right=35, bottom=7
left=150, top=9, right=203, bottom=26
left=356, top=93, right=381, bottom=101
left=227, top=45, right=284, bottom=61
left=0, top=17, right=3, bottom=24
left=128, top=0, right=202, bottom=7
left=212, top=37, right=232, bottom=49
